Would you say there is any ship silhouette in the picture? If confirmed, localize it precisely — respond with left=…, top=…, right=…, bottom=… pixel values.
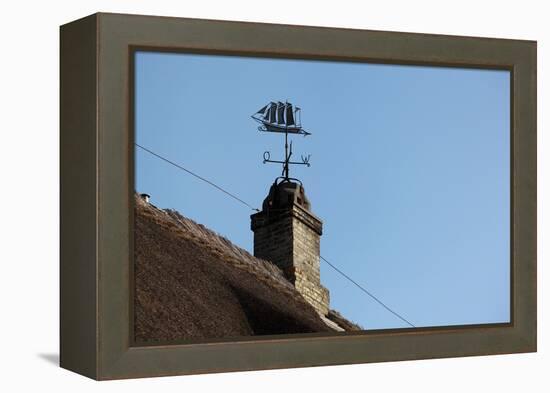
left=252, top=101, right=311, bottom=136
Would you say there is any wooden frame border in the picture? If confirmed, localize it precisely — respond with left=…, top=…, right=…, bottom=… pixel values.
left=60, top=12, right=536, bottom=380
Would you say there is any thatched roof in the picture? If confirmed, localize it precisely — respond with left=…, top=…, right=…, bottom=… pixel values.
left=134, top=194, right=359, bottom=344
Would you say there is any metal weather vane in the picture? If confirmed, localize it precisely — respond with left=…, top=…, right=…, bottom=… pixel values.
left=251, top=101, right=311, bottom=182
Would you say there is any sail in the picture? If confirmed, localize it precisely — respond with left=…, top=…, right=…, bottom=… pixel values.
left=277, top=102, right=285, bottom=124
left=286, top=103, right=295, bottom=126
left=269, top=102, right=277, bottom=123
left=256, top=104, right=268, bottom=116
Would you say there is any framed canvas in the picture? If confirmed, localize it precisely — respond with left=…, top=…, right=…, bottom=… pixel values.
left=60, top=12, right=537, bottom=380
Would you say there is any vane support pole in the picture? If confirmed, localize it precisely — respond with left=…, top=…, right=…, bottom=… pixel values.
left=284, top=130, right=289, bottom=179
left=254, top=101, right=312, bottom=182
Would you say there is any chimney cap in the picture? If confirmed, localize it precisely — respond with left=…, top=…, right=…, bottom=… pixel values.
left=262, top=180, right=310, bottom=211
left=140, top=193, right=151, bottom=203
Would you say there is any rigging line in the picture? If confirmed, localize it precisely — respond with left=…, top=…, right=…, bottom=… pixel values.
left=320, top=255, right=416, bottom=328
left=135, top=143, right=260, bottom=212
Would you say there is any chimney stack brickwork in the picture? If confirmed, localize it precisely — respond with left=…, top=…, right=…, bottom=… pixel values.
left=251, top=183, right=330, bottom=316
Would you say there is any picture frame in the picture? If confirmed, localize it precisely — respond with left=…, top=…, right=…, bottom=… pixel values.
left=60, top=12, right=536, bottom=380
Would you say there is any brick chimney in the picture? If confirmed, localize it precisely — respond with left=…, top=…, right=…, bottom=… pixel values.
left=251, top=180, right=329, bottom=316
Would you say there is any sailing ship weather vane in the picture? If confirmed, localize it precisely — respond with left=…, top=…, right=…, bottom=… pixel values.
left=251, top=101, right=312, bottom=182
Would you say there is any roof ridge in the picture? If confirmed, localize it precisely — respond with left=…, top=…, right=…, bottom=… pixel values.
left=164, top=208, right=287, bottom=280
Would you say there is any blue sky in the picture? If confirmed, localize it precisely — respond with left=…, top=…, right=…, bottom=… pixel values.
left=135, top=51, right=510, bottom=330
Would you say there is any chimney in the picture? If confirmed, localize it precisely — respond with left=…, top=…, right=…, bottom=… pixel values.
left=140, top=193, right=151, bottom=203
left=251, top=180, right=329, bottom=316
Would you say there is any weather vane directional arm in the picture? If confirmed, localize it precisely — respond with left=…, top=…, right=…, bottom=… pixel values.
left=252, top=101, right=312, bottom=181
left=263, top=141, right=311, bottom=178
